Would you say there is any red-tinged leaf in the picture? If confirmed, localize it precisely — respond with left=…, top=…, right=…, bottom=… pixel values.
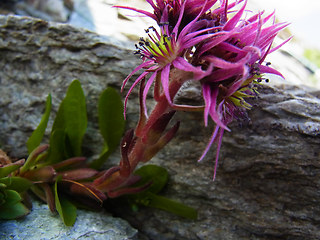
left=22, top=166, right=56, bottom=182
left=108, top=181, right=152, bottom=198
left=119, top=130, right=134, bottom=178
left=20, top=145, right=49, bottom=173
left=59, top=168, right=98, bottom=181
left=93, top=166, right=120, bottom=186
left=142, top=111, right=176, bottom=145
left=39, top=183, right=55, bottom=212
left=51, top=157, right=87, bottom=171
left=142, top=121, right=180, bottom=163
left=0, top=159, right=25, bottom=178
left=61, top=179, right=107, bottom=204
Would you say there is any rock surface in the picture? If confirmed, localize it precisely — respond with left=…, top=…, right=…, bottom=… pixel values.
left=0, top=15, right=320, bottom=240
left=0, top=199, right=138, bottom=240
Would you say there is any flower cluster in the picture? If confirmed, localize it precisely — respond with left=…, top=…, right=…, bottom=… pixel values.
left=119, top=0, right=290, bottom=179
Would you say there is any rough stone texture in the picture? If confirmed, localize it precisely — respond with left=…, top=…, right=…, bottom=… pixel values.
left=0, top=14, right=136, bottom=158
left=0, top=15, right=320, bottom=240
left=0, top=199, right=138, bottom=240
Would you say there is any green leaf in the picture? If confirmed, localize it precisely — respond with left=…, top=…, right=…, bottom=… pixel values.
left=52, top=80, right=87, bottom=157
left=136, top=192, right=197, bottom=220
left=133, top=165, right=168, bottom=194
left=46, top=130, right=66, bottom=164
left=127, top=165, right=197, bottom=219
left=90, top=87, right=125, bottom=169
left=3, top=189, right=22, bottom=204
left=27, top=94, right=52, bottom=154
left=0, top=177, right=32, bottom=192
left=0, top=163, right=23, bottom=178
left=54, top=178, right=77, bottom=226
left=0, top=197, right=29, bottom=220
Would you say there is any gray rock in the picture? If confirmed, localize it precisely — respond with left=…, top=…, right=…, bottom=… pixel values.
left=0, top=199, right=138, bottom=240
left=0, top=15, right=319, bottom=240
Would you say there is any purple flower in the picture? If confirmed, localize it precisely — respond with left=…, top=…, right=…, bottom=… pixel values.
left=119, top=0, right=290, bottom=179
left=120, top=0, right=222, bottom=117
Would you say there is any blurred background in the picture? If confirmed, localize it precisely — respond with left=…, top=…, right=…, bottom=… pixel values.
left=1, top=0, right=319, bottom=88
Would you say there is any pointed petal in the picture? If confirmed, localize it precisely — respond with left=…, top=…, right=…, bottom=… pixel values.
left=160, top=64, right=172, bottom=104
left=121, top=61, right=154, bottom=92
left=209, top=88, right=230, bottom=130
left=223, top=0, right=247, bottom=31
left=202, top=84, right=212, bottom=127
left=269, top=36, right=293, bottom=54
left=213, top=128, right=224, bottom=180
left=142, top=71, right=157, bottom=117
left=259, top=65, right=284, bottom=78
left=114, top=6, right=156, bottom=20
left=173, top=57, right=210, bottom=80
left=198, top=125, right=220, bottom=162
left=124, top=71, right=149, bottom=117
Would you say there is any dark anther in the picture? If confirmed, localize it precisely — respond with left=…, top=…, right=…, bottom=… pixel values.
left=145, top=29, right=149, bottom=33
left=163, top=42, right=168, bottom=46
left=134, top=50, right=141, bottom=55
left=145, top=41, right=151, bottom=47
left=159, top=22, right=169, bottom=26
left=140, top=37, right=145, bottom=42
left=155, top=42, right=160, bottom=47
left=163, top=34, right=168, bottom=38
left=149, top=54, right=155, bottom=58
left=135, top=44, right=139, bottom=49
left=257, top=78, right=262, bottom=83
left=139, top=42, right=144, bottom=46
left=265, top=79, right=269, bottom=83
left=266, top=62, right=271, bottom=66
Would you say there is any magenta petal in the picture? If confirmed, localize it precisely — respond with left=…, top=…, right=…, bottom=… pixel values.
left=122, top=61, right=154, bottom=92
left=225, top=66, right=249, bottom=96
left=213, top=128, right=224, bottom=180
left=202, top=84, right=212, bottom=127
left=160, top=64, right=172, bottom=104
left=269, top=36, right=293, bottom=54
left=223, top=0, right=247, bottom=31
left=197, top=30, right=236, bottom=56
left=178, top=0, right=209, bottom=38
left=259, top=65, right=284, bottom=78
left=172, top=0, right=186, bottom=36
left=114, top=6, right=156, bottom=20
left=205, top=53, right=251, bottom=69
left=209, top=88, right=230, bottom=131
left=173, top=57, right=202, bottom=75
left=142, top=71, right=157, bottom=117
left=124, top=71, right=149, bottom=117
left=198, top=125, right=220, bottom=162
left=183, top=26, right=222, bottom=44
left=205, top=66, right=244, bottom=82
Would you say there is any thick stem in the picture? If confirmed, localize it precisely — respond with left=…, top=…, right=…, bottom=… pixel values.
left=100, top=70, right=188, bottom=194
